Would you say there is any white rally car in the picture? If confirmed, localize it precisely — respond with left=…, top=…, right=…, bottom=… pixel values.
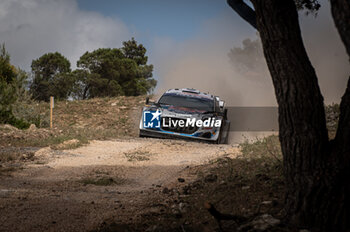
left=139, top=88, right=230, bottom=144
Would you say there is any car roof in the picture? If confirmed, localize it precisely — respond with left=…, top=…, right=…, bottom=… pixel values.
left=164, top=88, right=214, bottom=100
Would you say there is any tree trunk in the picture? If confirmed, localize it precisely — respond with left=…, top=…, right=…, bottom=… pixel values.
left=250, top=0, right=350, bottom=230
left=330, top=0, right=350, bottom=57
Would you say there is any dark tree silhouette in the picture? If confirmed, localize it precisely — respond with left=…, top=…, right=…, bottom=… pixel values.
left=227, top=0, right=350, bottom=231
left=330, top=0, right=350, bottom=56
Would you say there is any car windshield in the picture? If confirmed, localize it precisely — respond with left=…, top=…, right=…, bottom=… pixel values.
left=158, top=94, right=213, bottom=111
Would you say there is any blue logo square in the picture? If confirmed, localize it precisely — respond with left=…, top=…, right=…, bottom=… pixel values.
left=143, top=110, right=161, bottom=128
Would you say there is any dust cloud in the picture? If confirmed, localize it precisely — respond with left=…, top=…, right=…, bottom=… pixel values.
left=154, top=0, right=349, bottom=107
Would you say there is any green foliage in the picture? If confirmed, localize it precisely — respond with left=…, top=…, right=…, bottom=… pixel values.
left=0, top=44, right=47, bottom=129
left=12, top=101, right=50, bottom=128
left=0, top=44, right=17, bottom=113
left=0, top=110, right=30, bottom=129
left=13, top=68, right=31, bottom=102
left=0, top=79, right=16, bottom=113
left=74, top=38, right=156, bottom=99
left=2, top=37, right=156, bottom=130
left=0, top=44, right=30, bottom=129
left=0, top=45, right=16, bottom=82
left=30, top=52, right=72, bottom=101
left=122, top=37, right=148, bottom=65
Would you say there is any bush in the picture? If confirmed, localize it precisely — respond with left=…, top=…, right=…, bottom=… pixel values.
left=0, top=44, right=47, bottom=129
left=239, top=135, right=282, bottom=164
left=12, top=101, right=50, bottom=128
left=0, top=110, right=30, bottom=129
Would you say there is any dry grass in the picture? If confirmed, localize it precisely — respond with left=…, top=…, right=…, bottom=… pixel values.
left=124, top=150, right=153, bottom=162
left=0, top=95, right=147, bottom=148
left=0, top=148, right=36, bottom=162
left=0, top=147, right=37, bottom=175
left=239, top=135, right=282, bottom=164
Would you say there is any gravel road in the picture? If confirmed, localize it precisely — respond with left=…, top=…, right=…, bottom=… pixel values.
left=0, top=138, right=240, bottom=231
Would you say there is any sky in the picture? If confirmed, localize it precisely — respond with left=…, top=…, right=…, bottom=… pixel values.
left=77, top=0, right=227, bottom=41
left=0, top=0, right=349, bottom=105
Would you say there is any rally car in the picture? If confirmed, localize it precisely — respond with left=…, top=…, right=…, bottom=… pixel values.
left=139, top=88, right=230, bottom=144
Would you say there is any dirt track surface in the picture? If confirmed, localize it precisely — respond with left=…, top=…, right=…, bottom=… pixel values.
left=0, top=138, right=239, bottom=232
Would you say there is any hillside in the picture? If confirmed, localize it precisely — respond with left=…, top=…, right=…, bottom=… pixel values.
left=0, top=95, right=146, bottom=148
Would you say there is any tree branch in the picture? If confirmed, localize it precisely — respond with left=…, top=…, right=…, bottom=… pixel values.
left=227, top=0, right=257, bottom=29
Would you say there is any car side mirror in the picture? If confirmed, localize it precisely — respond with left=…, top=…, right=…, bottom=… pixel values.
left=219, top=100, right=225, bottom=109
left=145, top=97, right=149, bottom=104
